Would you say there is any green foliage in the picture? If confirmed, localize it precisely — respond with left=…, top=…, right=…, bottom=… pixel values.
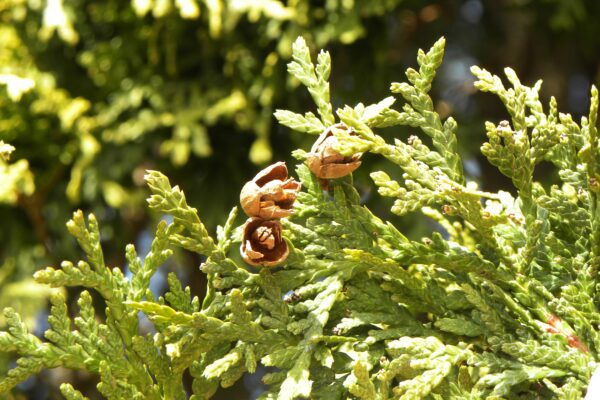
left=0, top=140, right=34, bottom=205
left=0, top=2, right=410, bottom=330
left=1, top=0, right=404, bottom=180
left=0, top=4, right=408, bottom=384
left=2, top=36, right=600, bottom=399
left=0, top=141, right=54, bottom=382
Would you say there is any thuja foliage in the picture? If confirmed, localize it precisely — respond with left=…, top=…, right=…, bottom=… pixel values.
left=0, top=140, right=56, bottom=384
left=2, top=37, right=600, bottom=399
left=2, top=0, right=403, bottom=180
left=0, top=140, right=33, bottom=205
left=0, top=0, right=407, bottom=295
left=0, top=1, right=408, bottom=347
left=0, top=141, right=53, bottom=327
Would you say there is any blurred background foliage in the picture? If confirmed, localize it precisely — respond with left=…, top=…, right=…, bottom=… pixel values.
left=0, top=0, right=599, bottom=398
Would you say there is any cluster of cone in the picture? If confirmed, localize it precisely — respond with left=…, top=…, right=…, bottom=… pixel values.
left=239, top=162, right=301, bottom=267
left=239, top=123, right=362, bottom=267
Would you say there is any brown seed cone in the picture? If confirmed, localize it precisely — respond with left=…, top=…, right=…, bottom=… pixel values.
left=307, top=123, right=362, bottom=180
left=240, top=162, right=301, bottom=219
left=240, top=218, right=289, bottom=267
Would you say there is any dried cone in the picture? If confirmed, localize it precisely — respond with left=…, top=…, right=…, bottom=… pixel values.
left=307, top=123, right=362, bottom=179
left=240, top=218, right=289, bottom=267
left=240, top=162, right=301, bottom=219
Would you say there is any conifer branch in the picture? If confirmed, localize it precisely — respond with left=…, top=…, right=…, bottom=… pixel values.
left=2, top=36, right=600, bottom=400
